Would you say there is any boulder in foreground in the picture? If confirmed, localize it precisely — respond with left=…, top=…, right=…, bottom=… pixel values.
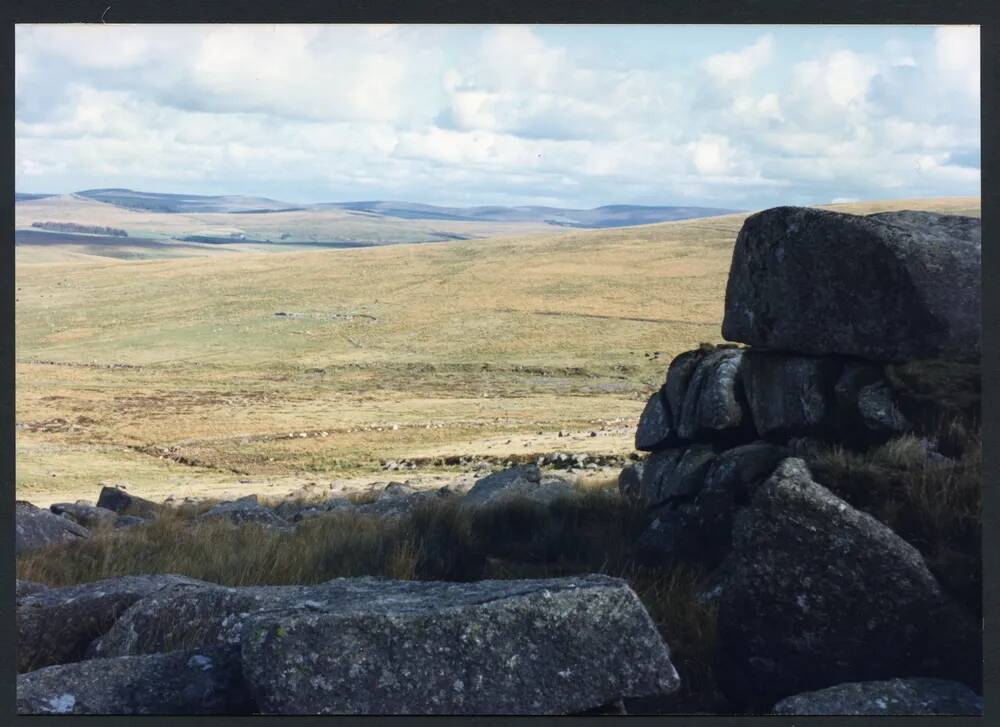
left=17, top=648, right=253, bottom=715
left=772, top=678, right=983, bottom=716
left=92, top=574, right=679, bottom=714
left=722, top=207, right=981, bottom=361
left=716, top=458, right=980, bottom=707
left=240, top=575, right=679, bottom=714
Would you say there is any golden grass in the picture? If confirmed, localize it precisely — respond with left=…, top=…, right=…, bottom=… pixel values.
left=15, top=197, right=980, bottom=505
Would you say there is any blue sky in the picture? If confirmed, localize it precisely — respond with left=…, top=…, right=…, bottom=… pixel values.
left=15, top=24, right=980, bottom=209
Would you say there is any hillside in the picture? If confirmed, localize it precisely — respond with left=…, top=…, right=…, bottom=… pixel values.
left=14, top=197, right=980, bottom=505
left=15, top=190, right=738, bottom=263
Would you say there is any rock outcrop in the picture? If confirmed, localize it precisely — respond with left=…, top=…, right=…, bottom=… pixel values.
left=722, top=207, right=981, bottom=361
left=16, top=501, right=89, bottom=554
left=771, top=678, right=983, bottom=716
left=622, top=206, right=982, bottom=711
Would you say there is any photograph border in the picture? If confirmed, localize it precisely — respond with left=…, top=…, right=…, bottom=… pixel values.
left=2, top=1, right=995, bottom=725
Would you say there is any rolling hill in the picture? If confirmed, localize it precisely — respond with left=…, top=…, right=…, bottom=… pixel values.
left=15, top=189, right=739, bottom=262
left=14, top=196, right=979, bottom=505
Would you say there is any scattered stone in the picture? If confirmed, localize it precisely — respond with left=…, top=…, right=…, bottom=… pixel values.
left=16, top=501, right=89, bottom=554
left=97, top=486, right=159, bottom=519
left=195, top=497, right=291, bottom=529
left=715, top=459, right=981, bottom=708
left=113, top=515, right=148, bottom=530
left=462, top=465, right=575, bottom=508
left=17, top=575, right=204, bottom=673
left=49, top=503, right=118, bottom=529
left=378, top=482, right=417, bottom=500
left=17, top=648, right=253, bottom=715
left=771, top=678, right=983, bottom=716
left=722, top=207, right=981, bottom=361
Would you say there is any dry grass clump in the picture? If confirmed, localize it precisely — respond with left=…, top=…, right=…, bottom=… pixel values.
left=809, top=427, right=981, bottom=616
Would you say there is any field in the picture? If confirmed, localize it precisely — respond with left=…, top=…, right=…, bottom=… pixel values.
left=15, top=196, right=980, bottom=506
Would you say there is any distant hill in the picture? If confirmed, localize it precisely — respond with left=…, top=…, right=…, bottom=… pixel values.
left=15, top=193, right=57, bottom=202
left=318, top=201, right=741, bottom=227
left=75, top=189, right=302, bottom=214
left=71, top=189, right=738, bottom=226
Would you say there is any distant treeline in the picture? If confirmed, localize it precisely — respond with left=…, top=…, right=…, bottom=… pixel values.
left=31, top=221, right=128, bottom=237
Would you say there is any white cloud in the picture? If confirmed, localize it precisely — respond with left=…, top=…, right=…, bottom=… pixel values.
left=703, top=35, right=774, bottom=85
left=14, top=25, right=981, bottom=208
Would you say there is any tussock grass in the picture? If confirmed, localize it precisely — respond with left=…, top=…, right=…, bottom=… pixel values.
left=17, top=486, right=721, bottom=710
left=809, top=428, right=981, bottom=616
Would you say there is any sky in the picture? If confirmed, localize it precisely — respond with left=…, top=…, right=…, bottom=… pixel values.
left=15, top=24, right=980, bottom=209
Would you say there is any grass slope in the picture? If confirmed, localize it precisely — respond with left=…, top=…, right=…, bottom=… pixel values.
left=15, top=197, right=980, bottom=505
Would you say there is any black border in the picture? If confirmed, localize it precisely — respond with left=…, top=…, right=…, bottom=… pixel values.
left=2, top=2, right=996, bottom=726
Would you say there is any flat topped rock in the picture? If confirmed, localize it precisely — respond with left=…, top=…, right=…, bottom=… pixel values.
left=240, top=575, right=679, bottom=714
left=722, top=207, right=981, bottom=361
left=90, top=574, right=679, bottom=715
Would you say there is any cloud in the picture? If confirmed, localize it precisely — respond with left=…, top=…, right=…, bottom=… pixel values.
left=703, top=35, right=774, bottom=85
left=14, top=25, right=980, bottom=208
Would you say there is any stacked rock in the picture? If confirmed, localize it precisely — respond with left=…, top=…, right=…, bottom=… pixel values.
left=620, top=205, right=982, bottom=711
left=620, top=205, right=981, bottom=566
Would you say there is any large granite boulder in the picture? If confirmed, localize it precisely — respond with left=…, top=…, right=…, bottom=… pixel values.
left=637, top=445, right=716, bottom=509
left=238, top=576, right=679, bottom=714
left=635, top=387, right=674, bottom=451
left=695, top=442, right=787, bottom=562
left=716, top=459, right=980, bottom=708
left=97, top=486, right=159, bottom=519
left=617, top=462, right=644, bottom=504
left=91, top=575, right=679, bottom=714
left=17, top=574, right=204, bottom=673
left=462, top=465, right=575, bottom=508
left=662, top=349, right=705, bottom=420
left=722, top=207, right=981, bottom=361
left=16, top=501, right=90, bottom=554
left=772, top=678, right=983, bottom=716
left=676, top=348, right=748, bottom=441
left=17, top=648, right=253, bottom=715
left=740, top=352, right=842, bottom=440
